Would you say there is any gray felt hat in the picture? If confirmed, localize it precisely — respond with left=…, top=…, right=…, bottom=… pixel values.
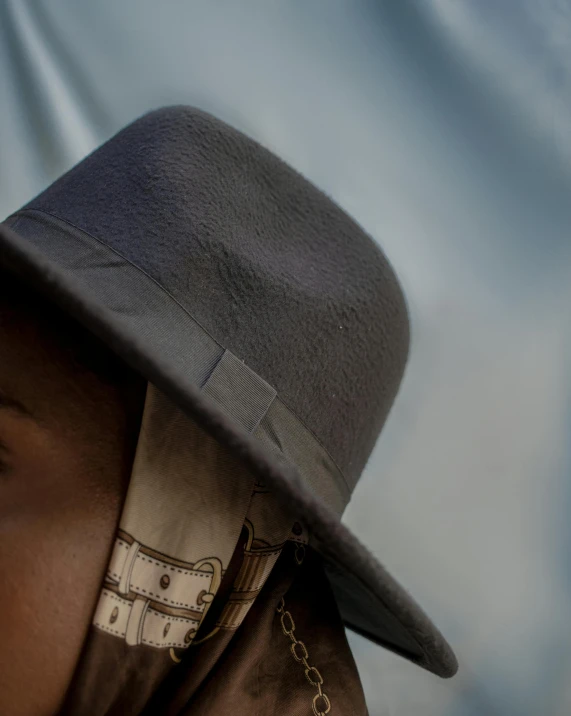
left=0, top=106, right=457, bottom=678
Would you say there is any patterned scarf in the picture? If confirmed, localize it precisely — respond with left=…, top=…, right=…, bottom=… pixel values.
left=60, top=384, right=368, bottom=715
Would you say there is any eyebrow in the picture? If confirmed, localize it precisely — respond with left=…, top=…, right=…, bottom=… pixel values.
left=0, top=390, right=37, bottom=421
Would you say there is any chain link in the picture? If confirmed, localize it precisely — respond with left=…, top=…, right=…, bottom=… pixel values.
left=277, top=596, right=331, bottom=715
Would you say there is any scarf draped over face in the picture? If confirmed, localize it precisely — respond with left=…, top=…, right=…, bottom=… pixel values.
left=60, top=384, right=368, bottom=715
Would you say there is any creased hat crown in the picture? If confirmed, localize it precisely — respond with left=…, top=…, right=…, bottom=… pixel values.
left=22, top=106, right=409, bottom=492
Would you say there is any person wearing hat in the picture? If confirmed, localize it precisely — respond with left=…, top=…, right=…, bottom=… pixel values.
left=0, top=106, right=457, bottom=715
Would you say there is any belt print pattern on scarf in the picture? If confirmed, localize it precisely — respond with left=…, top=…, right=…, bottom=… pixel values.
left=168, top=516, right=309, bottom=662
left=93, top=519, right=310, bottom=655
left=214, top=518, right=284, bottom=631
left=93, top=530, right=222, bottom=650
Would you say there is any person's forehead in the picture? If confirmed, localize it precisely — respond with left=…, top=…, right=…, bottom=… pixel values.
left=0, top=306, right=113, bottom=426
left=0, top=300, right=146, bottom=447
left=0, top=317, right=78, bottom=428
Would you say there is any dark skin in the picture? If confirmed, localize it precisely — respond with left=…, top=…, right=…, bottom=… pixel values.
left=0, top=277, right=146, bottom=715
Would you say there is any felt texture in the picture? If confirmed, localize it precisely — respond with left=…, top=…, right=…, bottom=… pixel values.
left=19, top=106, right=409, bottom=490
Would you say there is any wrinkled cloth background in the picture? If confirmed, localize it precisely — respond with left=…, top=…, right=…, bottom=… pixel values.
left=1, top=2, right=570, bottom=715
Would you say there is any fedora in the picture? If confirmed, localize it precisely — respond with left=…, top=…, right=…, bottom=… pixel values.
left=0, top=106, right=457, bottom=678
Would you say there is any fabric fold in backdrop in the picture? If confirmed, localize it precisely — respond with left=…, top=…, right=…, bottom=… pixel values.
left=60, top=383, right=367, bottom=715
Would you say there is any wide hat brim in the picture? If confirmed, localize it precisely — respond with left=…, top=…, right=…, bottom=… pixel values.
left=0, top=219, right=458, bottom=678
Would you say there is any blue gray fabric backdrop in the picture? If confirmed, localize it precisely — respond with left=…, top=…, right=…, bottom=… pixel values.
left=1, top=2, right=570, bottom=714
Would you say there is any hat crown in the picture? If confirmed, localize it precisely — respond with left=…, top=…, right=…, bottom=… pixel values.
left=21, top=106, right=409, bottom=491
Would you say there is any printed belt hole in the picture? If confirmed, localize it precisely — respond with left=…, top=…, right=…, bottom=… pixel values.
left=295, top=544, right=306, bottom=565
left=184, top=628, right=197, bottom=645
left=197, top=590, right=214, bottom=605
left=160, top=574, right=171, bottom=589
left=292, top=522, right=303, bottom=536
left=109, top=607, right=119, bottom=624
left=163, top=622, right=171, bottom=638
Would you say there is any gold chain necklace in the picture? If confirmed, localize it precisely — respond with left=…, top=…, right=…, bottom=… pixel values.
left=276, top=543, right=332, bottom=715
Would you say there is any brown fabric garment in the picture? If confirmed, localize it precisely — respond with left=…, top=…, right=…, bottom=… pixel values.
left=148, top=546, right=368, bottom=716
